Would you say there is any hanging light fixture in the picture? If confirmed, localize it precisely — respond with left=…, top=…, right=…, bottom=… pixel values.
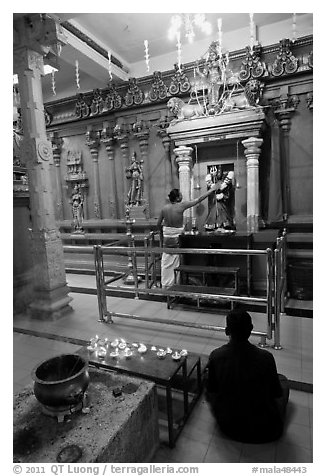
left=168, top=13, right=212, bottom=43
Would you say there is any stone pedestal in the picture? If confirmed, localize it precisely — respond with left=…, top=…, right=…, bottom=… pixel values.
left=13, top=368, right=159, bottom=463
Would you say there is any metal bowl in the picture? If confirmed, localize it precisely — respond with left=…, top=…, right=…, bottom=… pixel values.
left=31, top=354, right=90, bottom=408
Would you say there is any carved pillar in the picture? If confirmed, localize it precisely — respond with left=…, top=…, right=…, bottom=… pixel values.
left=114, top=124, right=129, bottom=210
left=274, top=93, right=299, bottom=219
left=86, top=128, right=101, bottom=219
left=13, top=14, right=72, bottom=319
left=133, top=122, right=150, bottom=212
left=174, top=146, right=193, bottom=228
left=242, top=137, right=263, bottom=233
left=157, top=118, right=173, bottom=199
left=101, top=123, right=118, bottom=219
left=49, top=132, right=64, bottom=221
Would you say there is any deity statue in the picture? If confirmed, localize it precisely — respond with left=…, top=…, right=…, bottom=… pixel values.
left=126, top=152, right=144, bottom=206
left=70, top=185, right=84, bottom=232
left=196, top=41, right=225, bottom=111
left=205, top=165, right=235, bottom=232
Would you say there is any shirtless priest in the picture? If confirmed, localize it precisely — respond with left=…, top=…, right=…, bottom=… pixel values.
left=157, top=186, right=217, bottom=288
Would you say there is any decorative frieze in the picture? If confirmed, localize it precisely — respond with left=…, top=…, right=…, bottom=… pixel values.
left=75, top=93, right=90, bottom=119
left=168, top=64, right=191, bottom=95
left=149, top=71, right=168, bottom=101
left=105, top=80, right=123, bottom=111
left=239, top=45, right=267, bottom=81
left=125, top=77, right=144, bottom=106
left=271, top=38, right=299, bottom=76
left=90, top=89, right=105, bottom=115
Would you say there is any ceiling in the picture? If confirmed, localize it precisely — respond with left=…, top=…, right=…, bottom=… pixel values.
left=15, top=13, right=306, bottom=102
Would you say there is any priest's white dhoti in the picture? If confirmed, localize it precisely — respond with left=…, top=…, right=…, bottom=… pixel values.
left=161, top=226, right=184, bottom=288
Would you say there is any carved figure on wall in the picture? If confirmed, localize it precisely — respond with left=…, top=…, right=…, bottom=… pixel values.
left=126, top=152, right=144, bottom=206
left=167, top=97, right=204, bottom=121
left=70, top=185, right=84, bottom=232
left=205, top=165, right=235, bottom=232
left=149, top=71, right=168, bottom=102
left=168, top=64, right=191, bottom=95
left=125, top=78, right=144, bottom=106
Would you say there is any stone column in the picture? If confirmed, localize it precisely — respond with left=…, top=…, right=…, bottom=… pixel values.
left=49, top=132, right=64, bottom=221
left=101, top=124, right=118, bottom=218
left=274, top=94, right=299, bottom=220
left=86, top=128, right=102, bottom=219
left=157, top=129, right=173, bottom=199
left=174, top=146, right=193, bottom=228
left=13, top=14, right=72, bottom=319
left=242, top=137, right=263, bottom=233
left=134, top=124, right=150, bottom=211
left=114, top=124, right=129, bottom=211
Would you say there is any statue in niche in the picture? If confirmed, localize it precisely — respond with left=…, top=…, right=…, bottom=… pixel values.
left=126, top=152, right=144, bottom=206
left=205, top=165, right=235, bottom=232
left=70, top=185, right=84, bottom=232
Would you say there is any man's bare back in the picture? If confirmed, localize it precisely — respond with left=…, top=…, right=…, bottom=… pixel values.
left=157, top=186, right=218, bottom=230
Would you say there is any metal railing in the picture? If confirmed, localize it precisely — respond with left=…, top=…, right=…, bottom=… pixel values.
left=91, top=242, right=279, bottom=348
left=63, top=231, right=287, bottom=349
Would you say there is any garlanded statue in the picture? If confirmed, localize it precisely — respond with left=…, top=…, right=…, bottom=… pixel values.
left=196, top=41, right=225, bottom=111
left=205, top=166, right=235, bottom=232
left=70, top=185, right=84, bottom=232
left=126, top=152, right=144, bottom=206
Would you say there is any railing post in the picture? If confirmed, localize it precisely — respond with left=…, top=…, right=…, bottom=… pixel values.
left=99, top=244, right=109, bottom=320
left=94, top=245, right=104, bottom=322
left=144, top=236, right=150, bottom=288
left=274, top=243, right=282, bottom=350
left=132, top=236, right=140, bottom=299
left=266, top=247, right=273, bottom=341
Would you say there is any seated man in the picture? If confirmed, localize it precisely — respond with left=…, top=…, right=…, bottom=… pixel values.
left=206, top=309, right=289, bottom=443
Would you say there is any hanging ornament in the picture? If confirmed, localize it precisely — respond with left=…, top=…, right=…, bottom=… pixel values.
left=249, top=13, right=256, bottom=52
left=176, top=31, right=182, bottom=71
left=217, top=18, right=223, bottom=56
left=194, top=145, right=201, bottom=190
left=51, top=69, right=56, bottom=96
left=144, top=40, right=150, bottom=73
left=236, top=141, right=241, bottom=189
left=75, top=59, right=80, bottom=90
left=292, top=13, right=297, bottom=42
left=108, top=52, right=113, bottom=80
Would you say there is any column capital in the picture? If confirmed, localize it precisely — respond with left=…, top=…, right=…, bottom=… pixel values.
left=86, top=130, right=101, bottom=156
left=174, top=146, right=193, bottom=168
left=242, top=137, right=263, bottom=157
left=14, top=14, right=66, bottom=64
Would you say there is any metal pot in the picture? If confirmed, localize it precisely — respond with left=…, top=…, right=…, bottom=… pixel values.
left=31, top=354, right=90, bottom=408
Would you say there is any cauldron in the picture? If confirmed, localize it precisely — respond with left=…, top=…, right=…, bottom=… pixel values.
left=31, top=354, right=90, bottom=408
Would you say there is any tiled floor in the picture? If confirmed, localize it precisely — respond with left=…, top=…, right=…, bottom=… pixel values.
left=13, top=281, right=313, bottom=463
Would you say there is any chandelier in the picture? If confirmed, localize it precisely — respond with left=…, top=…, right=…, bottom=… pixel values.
left=168, top=14, right=212, bottom=43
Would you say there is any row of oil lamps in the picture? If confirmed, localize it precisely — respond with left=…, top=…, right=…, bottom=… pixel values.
left=87, top=335, right=188, bottom=361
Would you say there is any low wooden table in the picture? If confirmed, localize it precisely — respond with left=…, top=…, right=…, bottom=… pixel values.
left=78, top=345, right=202, bottom=448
